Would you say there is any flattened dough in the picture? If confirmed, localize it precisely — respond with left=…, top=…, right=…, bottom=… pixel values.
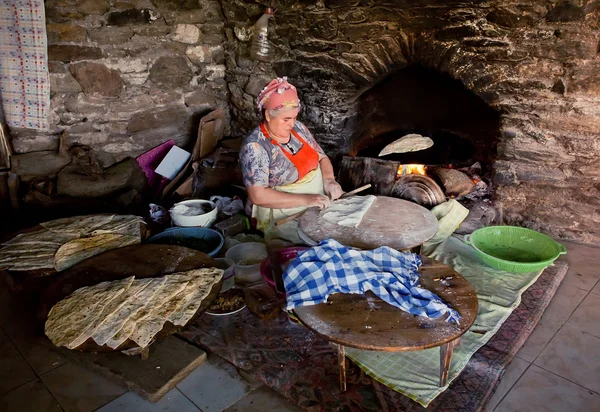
left=322, top=195, right=377, bottom=228
left=378, top=133, right=433, bottom=156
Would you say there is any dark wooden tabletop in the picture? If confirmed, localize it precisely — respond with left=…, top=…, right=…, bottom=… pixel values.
left=294, top=257, right=478, bottom=351
left=299, top=196, right=439, bottom=250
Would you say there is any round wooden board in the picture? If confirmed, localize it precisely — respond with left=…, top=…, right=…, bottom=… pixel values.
left=294, top=257, right=478, bottom=351
left=299, top=196, right=439, bottom=250
left=40, top=244, right=221, bottom=352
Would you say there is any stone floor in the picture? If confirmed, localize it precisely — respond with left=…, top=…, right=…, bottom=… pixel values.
left=0, top=240, right=598, bottom=411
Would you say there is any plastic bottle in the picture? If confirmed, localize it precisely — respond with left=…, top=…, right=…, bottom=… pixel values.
left=250, top=8, right=275, bottom=62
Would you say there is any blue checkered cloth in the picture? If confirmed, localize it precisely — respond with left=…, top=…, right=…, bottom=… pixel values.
left=284, top=239, right=461, bottom=323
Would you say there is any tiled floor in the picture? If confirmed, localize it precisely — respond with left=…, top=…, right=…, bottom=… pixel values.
left=0, top=240, right=598, bottom=411
left=487, top=240, right=600, bottom=411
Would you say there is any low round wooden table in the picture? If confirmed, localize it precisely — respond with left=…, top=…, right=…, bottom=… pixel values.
left=293, top=257, right=478, bottom=390
left=299, top=196, right=439, bottom=250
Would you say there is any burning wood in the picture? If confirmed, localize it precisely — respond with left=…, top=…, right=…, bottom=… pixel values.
left=397, top=164, right=427, bottom=177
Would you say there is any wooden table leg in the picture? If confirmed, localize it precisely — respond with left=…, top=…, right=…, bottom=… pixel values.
left=439, top=339, right=456, bottom=386
left=335, top=343, right=347, bottom=392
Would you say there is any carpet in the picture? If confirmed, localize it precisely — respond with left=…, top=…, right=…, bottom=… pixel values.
left=179, top=261, right=567, bottom=411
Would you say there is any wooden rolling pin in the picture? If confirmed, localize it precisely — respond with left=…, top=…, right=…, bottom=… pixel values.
left=274, top=184, right=372, bottom=227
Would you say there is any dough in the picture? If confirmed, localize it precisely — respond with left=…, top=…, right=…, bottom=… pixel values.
left=378, top=134, right=434, bottom=156
left=322, top=195, right=377, bottom=228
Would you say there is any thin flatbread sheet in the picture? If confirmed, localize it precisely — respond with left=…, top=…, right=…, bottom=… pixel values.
left=54, top=234, right=141, bottom=272
left=322, top=195, right=377, bottom=228
left=2, top=229, right=77, bottom=246
left=107, top=274, right=191, bottom=349
left=67, top=277, right=151, bottom=349
left=41, top=214, right=116, bottom=234
left=91, top=277, right=166, bottom=347
left=378, top=133, right=434, bottom=156
left=129, top=273, right=195, bottom=348
left=168, top=268, right=223, bottom=326
left=45, top=277, right=134, bottom=348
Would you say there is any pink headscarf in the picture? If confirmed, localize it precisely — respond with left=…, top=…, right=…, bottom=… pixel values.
left=257, top=77, right=300, bottom=111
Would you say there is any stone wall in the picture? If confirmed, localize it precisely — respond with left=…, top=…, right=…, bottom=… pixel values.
left=222, top=0, right=600, bottom=244
left=6, top=0, right=600, bottom=243
left=11, top=0, right=229, bottom=169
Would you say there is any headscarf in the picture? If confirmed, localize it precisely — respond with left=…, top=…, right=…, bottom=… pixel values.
left=257, top=77, right=300, bottom=111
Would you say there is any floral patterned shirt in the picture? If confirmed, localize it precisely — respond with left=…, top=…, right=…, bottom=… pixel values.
left=240, top=121, right=326, bottom=188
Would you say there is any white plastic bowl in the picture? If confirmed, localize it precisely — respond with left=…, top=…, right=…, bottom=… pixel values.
left=225, top=242, right=268, bottom=285
left=170, top=199, right=218, bottom=228
left=214, top=258, right=235, bottom=292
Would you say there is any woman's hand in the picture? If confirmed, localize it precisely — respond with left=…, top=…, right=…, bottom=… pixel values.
left=323, top=178, right=343, bottom=200
left=305, top=194, right=331, bottom=209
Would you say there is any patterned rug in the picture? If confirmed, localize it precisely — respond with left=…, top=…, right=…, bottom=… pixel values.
left=179, top=261, right=567, bottom=411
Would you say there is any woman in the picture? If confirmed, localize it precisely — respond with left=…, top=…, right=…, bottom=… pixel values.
left=240, top=77, right=343, bottom=243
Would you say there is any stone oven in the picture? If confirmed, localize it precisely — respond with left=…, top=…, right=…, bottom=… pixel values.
left=223, top=0, right=600, bottom=243
left=1, top=0, right=599, bottom=244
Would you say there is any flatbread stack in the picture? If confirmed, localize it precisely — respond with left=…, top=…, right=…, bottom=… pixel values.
left=45, top=268, right=223, bottom=350
left=0, top=214, right=144, bottom=272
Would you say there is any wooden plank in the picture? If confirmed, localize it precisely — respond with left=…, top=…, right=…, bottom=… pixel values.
left=57, top=335, right=207, bottom=402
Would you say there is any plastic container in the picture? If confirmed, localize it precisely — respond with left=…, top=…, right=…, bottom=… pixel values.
left=214, top=258, right=235, bottom=292
left=250, top=8, right=274, bottom=62
left=464, top=226, right=567, bottom=273
left=225, top=242, right=268, bottom=284
left=170, top=199, right=218, bottom=228
left=147, top=227, right=224, bottom=257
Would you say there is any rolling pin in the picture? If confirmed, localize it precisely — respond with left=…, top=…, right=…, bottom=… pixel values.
left=274, top=184, right=372, bottom=227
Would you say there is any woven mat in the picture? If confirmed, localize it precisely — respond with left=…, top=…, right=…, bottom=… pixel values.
left=180, top=260, right=567, bottom=411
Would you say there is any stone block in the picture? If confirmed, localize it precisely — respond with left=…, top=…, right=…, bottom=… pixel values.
left=106, top=9, right=153, bottom=26
left=546, top=1, right=587, bottom=22
left=184, top=90, right=217, bottom=108
left=127, top=106, right=189, bottom=133
left=50, top=73, right=83, bottom=94
left=186, top=45, right=212, bottom=64
left=88, top=27, right=134, bottom=44
left=486, top=5, right=547, bottom=28
left=48, top=45, right=103, bottom=62
left=201, top=64, right=226, bottom=81
left=46, top=23, right=87, bottom=43
left=244, top=75, right=271, bottom=97
left=76, top=0, right=110, bottom=15
left=57, top=158, right=147, bottom=198
left=149, top=56, right=192, bottom=88
left=152, top=0, right=202, bottom=10
left=171, top=24, right=200, bottom=44
left=133, top=23, right=172, bottom=37
left=48, top=61, right=67, bottom=73
left=162, top=8, right=222, bottom=25
left=69, top=62, right=123, bottom=97
left=11, top=151, right=72, bottom=178
left=10, top=132, right=60, bottom=154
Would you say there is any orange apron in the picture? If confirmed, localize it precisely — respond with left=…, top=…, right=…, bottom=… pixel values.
left=253, top=123, right=325, bottom=243
left=260, top=123, right=320, bottom=181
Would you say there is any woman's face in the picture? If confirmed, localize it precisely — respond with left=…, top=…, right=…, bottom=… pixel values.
left=266, top=108, right=300, bottom=139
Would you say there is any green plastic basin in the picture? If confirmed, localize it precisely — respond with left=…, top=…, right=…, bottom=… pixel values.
left=464, top=226, right=567, bottom=273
